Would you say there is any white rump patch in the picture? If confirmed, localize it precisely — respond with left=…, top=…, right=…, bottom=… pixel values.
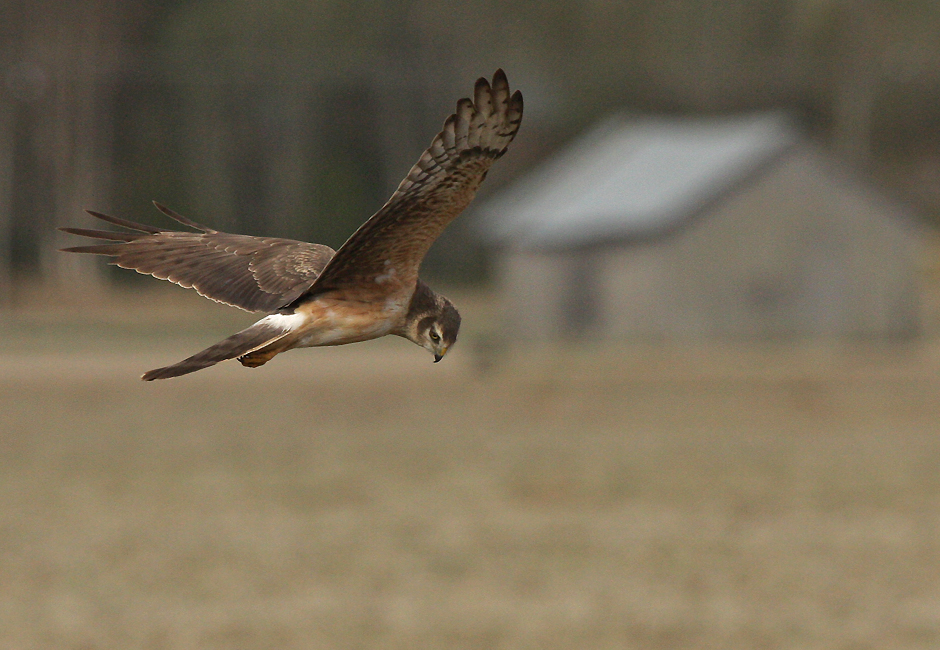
left=259, top=312, right=307, bottom=331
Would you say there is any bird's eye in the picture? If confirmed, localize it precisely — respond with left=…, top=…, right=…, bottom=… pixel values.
left=429, top=331, right=441, bottom=343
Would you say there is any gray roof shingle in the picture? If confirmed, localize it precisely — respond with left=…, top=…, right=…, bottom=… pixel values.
left=478, top=112, right=798, bottom=249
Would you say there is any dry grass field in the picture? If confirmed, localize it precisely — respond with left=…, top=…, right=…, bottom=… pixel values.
left=2, top=288, right=940, bottom=649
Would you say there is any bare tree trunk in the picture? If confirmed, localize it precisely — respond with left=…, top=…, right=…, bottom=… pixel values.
left=181, top=81, right=236, bottom=230
left=39, top=4, right=109, bottom=292
left=0, top=98, right=14, bottom=306
left=266, top=85, right=313, bottom=238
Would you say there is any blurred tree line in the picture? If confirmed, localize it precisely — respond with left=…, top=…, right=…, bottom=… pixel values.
left=1, top=0, right=939, bottom=303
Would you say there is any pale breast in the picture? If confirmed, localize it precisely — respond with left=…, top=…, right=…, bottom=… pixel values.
left=292, top=289, right=411, bottom=348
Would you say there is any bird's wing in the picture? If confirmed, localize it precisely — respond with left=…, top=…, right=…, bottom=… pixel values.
left=308, top=69, right=522, bottom=294
left=60, top=203, right=334, bottom=313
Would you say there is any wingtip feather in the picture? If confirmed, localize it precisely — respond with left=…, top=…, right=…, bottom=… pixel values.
left=475, top=77, right=492, bottom=109
left=84, top=210, right=163, bottom=234
left=511, top=89, right=523, bottom=114
left=59, top=244, right=123, bottom=254
left=491, top=69, right=509, bottom=95
left=152, top=201, right=216, bottom=233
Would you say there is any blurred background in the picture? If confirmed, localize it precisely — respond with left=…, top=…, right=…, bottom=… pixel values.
left=3, top=1, right=940, bottom=648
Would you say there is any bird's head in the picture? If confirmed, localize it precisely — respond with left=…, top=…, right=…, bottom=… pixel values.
left=402, top=282, right=461, bottom=362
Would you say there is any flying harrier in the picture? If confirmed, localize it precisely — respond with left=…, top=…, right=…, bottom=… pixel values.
left=61, top=70, right=522, bottom=380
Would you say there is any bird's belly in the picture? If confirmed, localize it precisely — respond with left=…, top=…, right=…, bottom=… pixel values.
left=291, top=294, right=408, bottom=348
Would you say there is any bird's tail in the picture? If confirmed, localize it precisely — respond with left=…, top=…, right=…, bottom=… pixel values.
left=141, top=315, right=298, bottom=381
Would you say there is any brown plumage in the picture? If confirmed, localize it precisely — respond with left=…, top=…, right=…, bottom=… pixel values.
left=60, top=69, right=522, bottom=379
left=62, top=203, right=335, bottom=313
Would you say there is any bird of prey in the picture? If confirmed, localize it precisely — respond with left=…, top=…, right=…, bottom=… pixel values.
left=61, top=70, right=522, bottom=380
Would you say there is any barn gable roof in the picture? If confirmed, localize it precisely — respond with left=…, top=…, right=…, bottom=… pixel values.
left=477, top=112, right=799, bottom=249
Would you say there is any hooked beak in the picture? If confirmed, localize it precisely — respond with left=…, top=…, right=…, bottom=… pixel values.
left=433, top=353, right=444, bottom=363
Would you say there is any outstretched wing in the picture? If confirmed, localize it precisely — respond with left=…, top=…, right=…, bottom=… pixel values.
left=60, top=203, right=334, bottom=313
left=309, top=69, right=523, bottom=293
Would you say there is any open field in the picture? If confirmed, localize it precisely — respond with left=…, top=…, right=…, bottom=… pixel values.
left=2, top=289, right=940, bottom=649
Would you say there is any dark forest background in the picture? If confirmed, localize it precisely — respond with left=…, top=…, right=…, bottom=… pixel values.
left=2, top=0, right=939, bottom=303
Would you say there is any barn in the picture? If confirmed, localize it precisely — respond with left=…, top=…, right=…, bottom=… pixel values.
left=476, top=113, right=924, bottom=340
